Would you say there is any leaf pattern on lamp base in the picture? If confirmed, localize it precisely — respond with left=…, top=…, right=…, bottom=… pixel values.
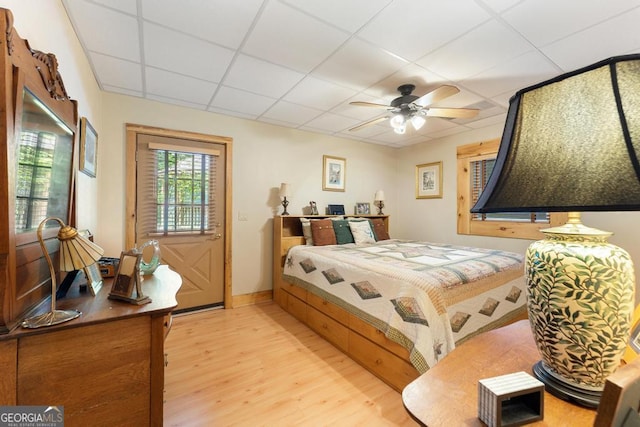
left=525, top=233, right=635, bottom=388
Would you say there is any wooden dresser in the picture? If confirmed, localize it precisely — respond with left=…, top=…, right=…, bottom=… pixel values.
left=0, top=265, right=181, bottom=427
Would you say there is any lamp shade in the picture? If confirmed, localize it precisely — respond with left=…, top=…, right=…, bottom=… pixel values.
left=472, top=54, right=640, bottom=214
left=57, top=225, right=104, bottom=271
left=374, top=190, right=385, bottom=201
left=279, top=183, right=290, bottom=198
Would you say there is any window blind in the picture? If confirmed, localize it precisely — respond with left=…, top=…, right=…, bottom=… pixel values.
left=137, top=135, right=218, bottom=237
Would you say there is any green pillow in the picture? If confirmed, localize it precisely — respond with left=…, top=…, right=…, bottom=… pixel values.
left=331, top=219, right=354, bottom=244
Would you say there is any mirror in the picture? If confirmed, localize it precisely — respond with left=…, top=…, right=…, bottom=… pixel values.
left=15, top=88, right=74, bottom=233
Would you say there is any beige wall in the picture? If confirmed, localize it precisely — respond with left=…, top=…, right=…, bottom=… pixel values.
left=100, top=93, right=398, bottom=297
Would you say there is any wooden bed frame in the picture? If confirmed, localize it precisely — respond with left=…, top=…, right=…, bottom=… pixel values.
left=273, top=215, right=419, bottom=391
left=272, top=214, right=527, bottom=392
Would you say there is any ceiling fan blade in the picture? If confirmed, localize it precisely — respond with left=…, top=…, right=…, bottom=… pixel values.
left=349, top=116, right=389, bottom=132
left=426, top=107, right=479, bottom=119
left=414, top=85, right=460, bottom=107
left=349, top=101, right=390, bottom=109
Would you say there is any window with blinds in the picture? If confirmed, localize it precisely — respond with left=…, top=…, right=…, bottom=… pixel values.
left=470, top=158, right=548, bottom=223
left=137, top=139, right=219, bottom=237
left=15, top=131, right=57, bottom=230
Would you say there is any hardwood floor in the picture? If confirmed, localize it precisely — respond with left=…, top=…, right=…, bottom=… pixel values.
left=163, top=301, right=418, bottom=426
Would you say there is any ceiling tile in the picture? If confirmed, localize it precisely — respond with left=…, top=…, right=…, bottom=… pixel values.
left=140, top=0, right=263, bottom=49
left=357, top=0, right=491, bottom=61
left=242, top=1, right=350, bottom=73
left=89, top=52, right=142, bottom=91
left=461, top=51, right=560, bottom=98
left=262, top=100, right=323, bottom=125
left=284, top=76, right=358, bottom=110
left=224, top=54, right=305, bottom=98
left=312, top=37, right=407, bottom=91
left=145, top=67, right=218, bottom=105
left=501, top=0, right=640, bottom=47
left=209, top=86, right=276, bottom=117
left=416, top=19, right=534, bottom=81
left=143, top=23, right=234, bottom=82
left=301, top=112, right=362, bottom=133
left=64, top=0, right=140, bottom=61
left=92, top=0, right=137, bottom=14
left=541, top=7, right=640, bottom=72
left=280, top=0, right=392, bottom=33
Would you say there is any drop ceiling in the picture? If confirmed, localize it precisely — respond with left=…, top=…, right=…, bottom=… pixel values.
left=62, top=0, right=640, bottom=147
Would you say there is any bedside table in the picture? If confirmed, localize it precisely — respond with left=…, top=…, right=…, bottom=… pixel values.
left=402, top=320, right=597, bottom=426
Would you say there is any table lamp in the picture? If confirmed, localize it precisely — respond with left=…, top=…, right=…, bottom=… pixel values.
left=22, top=217, right=104, bottom=328
left=374, top=190, right=385, bottom=215
left=279, top=183, right=291, bottom=215
left=472, top=54, right=639, bottom=407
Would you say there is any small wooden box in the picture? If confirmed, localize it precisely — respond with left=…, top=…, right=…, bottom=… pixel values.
left=98, top=257, right=120, bottom=278
left=478, top=371, right=544, bottom=427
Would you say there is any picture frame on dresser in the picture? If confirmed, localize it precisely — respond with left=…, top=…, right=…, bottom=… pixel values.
left=83, top=262, right=103, bottom=296
left=109, top=249, right=151, bottom=305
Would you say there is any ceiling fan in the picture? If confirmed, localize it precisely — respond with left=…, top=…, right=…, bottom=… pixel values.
left=348, top=84, right=479, bottom=134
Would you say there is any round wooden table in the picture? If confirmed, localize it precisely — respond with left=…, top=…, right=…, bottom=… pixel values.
left=402, top=320, right=597, bottom=426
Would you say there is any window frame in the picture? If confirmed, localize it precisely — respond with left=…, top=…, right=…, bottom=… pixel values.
left=457, top=138, right=567, bottom=240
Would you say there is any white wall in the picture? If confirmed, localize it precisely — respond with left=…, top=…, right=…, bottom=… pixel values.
left=396, top=125, right=640, bottom=304
left=100, top=93, right=398, bottom=297
left=3, top=0, right=102, bottom=234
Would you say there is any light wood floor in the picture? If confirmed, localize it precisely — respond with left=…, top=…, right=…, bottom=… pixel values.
left=163, top=301, right=418, bottom=426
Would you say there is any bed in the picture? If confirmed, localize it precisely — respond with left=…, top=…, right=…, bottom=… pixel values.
left=272, top=215, right=527, bottom=391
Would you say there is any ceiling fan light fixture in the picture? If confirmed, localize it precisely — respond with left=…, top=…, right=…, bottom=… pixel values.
left=410, top=114, right=426, bottom=130
left=393, top=124, right=406, bottom=134
left=390, top=113, right=406, bottom=129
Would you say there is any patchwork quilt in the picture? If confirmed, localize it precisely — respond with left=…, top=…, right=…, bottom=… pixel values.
left=282, top=239, right=525, bottom=373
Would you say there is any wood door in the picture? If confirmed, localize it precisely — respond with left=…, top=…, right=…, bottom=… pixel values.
left=126, top=126, right=232, bottom=311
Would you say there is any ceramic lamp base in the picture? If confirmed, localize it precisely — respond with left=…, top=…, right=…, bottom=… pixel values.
left=532, top=361, right=601, bottom=408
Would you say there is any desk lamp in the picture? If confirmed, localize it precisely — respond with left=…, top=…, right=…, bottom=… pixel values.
left=472, top=54, right=639, bottom=407
left=22, top=217, right=104, bottom=328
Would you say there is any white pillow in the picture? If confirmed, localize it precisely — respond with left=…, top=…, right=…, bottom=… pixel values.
left=300, top=218, right=313, bottom=245
left=348, top=220, right=376, bottom=244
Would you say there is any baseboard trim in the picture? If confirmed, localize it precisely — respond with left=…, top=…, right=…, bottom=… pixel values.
left=232, top=290, right=273, bottom=307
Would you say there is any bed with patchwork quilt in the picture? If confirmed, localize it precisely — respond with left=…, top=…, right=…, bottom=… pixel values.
left=272, top=215, right=527, bottom=391
left=283, top=239, right=526, bottom=374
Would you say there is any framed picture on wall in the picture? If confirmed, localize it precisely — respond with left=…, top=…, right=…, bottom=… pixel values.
left=80, top=117, right=98, bottom=177
left=323, top=155, right=346, bottom=192
left=416, top=161, right=443, bottom=199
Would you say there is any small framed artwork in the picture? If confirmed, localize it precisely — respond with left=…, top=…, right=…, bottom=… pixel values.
left=80, top=117, right=98, bottom=177
left=323, top=155, right=346, bottom=192
left=416, top=161, right=443, bottom=199
left=355, top=202, right=370, bottom=215
left=83, top=262, right=103, bottom=296
left=108, top=249, right=151, bottom=305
